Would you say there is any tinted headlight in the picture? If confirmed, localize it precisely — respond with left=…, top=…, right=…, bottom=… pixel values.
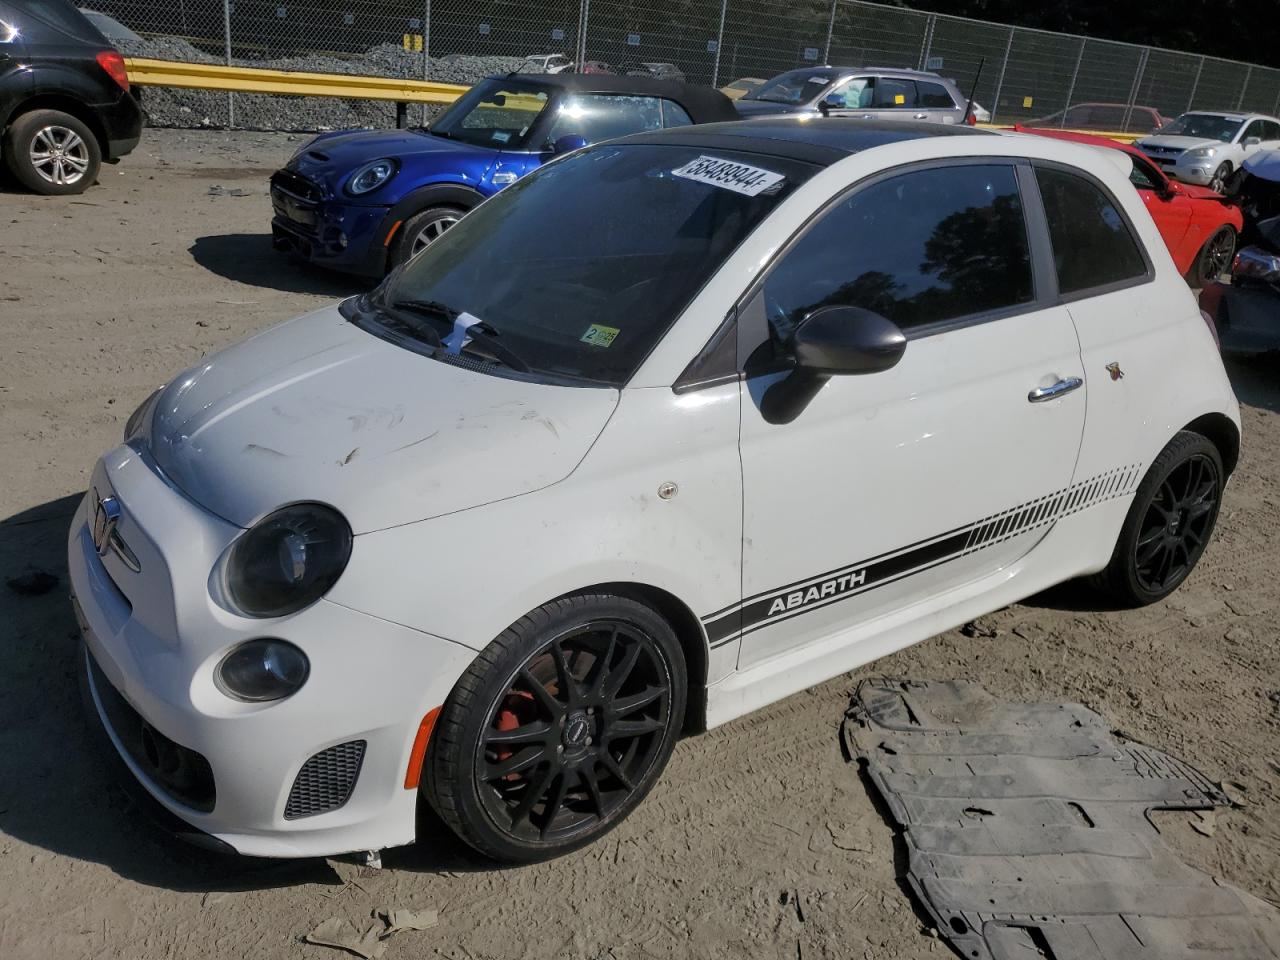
left=226, top=504, right=352, bottom=618
left=216, top=638, right=309, bottom=702
left=347, top=158, right=398, bottom=196
left=123, top=388, right=161, bottom=443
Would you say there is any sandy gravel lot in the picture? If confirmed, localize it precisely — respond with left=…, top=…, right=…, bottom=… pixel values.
left=1, top=130, right=1277, bottom=960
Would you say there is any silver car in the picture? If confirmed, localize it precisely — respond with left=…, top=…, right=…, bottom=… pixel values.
left=735, top=66, right=970, bottom=123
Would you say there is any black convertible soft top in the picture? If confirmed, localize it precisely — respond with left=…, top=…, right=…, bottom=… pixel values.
left=500, top=73, right=741, bottom=125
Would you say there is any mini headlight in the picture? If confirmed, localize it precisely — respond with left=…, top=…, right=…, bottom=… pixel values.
left=226, top=503, right=353, bottom=618
left=124, top=387, right=162, bottom=443
left=216, top=638, right=309, bottom=702
left=347, top=158, right=398, bottom=196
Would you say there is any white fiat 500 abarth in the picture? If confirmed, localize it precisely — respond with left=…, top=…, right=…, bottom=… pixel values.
left=70, top=119, right=1240, bottom=863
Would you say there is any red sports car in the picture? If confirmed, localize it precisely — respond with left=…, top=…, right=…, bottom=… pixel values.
left=1016, top=126, right=1243, bottom=286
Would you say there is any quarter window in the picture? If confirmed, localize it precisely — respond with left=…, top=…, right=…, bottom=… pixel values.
left=916, top=81, right=956, bottom=109
left=762, top=164, right=1034, bottom=344
left=1035, top=167, right=1147, bottom=296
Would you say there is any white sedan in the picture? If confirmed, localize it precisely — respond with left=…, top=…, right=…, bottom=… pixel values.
left=71, top=119, right=1240, bottom=864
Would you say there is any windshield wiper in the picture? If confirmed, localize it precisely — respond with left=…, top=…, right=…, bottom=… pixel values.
left=461, top=321, right=531, bottom=373
left=384, top=298, right=460, bottom=347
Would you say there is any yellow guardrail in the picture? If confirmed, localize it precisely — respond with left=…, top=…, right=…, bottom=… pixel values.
left=123, top=57, right=471, bottom=104
left=122, top=59, right=1148, bottom=145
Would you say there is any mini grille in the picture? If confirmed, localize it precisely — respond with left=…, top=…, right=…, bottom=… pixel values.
left=270, top=169, right=322, bottom=204
left=284, top=740, right=366, bottom=820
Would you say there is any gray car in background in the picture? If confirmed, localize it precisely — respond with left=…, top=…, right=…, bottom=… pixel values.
left=735, top=66, right=971, bottom=123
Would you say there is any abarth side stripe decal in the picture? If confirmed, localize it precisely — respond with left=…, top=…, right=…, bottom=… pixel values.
left=703, top=465, right=1141, bottom=647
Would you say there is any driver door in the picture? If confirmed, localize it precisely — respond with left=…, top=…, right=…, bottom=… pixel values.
left=727, top=161, right=1086, bottom=669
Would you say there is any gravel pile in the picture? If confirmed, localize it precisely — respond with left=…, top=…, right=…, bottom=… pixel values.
left=118, top=35, right=537, bottom=132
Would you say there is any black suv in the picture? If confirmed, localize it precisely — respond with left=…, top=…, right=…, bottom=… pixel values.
left=0, top=0, right=143, bottom=194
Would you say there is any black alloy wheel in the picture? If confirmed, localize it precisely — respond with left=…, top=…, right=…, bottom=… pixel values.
left=1091, top=431, right=1224, bottom=605
left=1189, top=226, right=1236, bottom=287
left=425, top=594, right=686, bottom=862
left=1132, top=452, right=1219, bottom=594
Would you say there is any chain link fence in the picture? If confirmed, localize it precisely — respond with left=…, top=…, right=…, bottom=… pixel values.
left=87, top=0, right=1280, bottom=132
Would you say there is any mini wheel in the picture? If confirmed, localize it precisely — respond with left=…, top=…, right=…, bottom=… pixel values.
left=424, top=593, right=687, bottom=862
left=1091, top=431, right=1224, bottom=605
left=390, top=205, right=465, bottom=270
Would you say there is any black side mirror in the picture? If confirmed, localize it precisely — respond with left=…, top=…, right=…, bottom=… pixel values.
left=551, top=134, right=589, bottom=155
left=817, top=95, right=842, bottom=116
left=793, top=305, right=907, bottom=375
left=761, top=305, right=906, bottom=423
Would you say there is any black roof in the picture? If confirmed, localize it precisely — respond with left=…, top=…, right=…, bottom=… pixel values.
left=499, top=73, right=740, bottom=124
left=620, top=117, right=994, bottom=166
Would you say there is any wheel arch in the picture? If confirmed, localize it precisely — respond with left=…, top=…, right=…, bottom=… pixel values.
left=553, top=581, right=710, bottom=736
left=384, top=181, right=485, bottom=230
left=3, top=94, right=109, bottom=157
left=1182, top=412, right=1239, bottom=476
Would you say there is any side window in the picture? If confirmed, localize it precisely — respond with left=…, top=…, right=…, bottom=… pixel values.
left=873, top=78, right=916, bottom=109
left=828, top=77, right=873, bottom=109
left=660, top=100, right=693, bottom=128
left=917, top=81, right=956, bottom=109
left=1266, top=120, right=1280, bottom=140
left=761, top=164, right=1033, bottom=344
left=1129, top=155, right=1161, bottom=191
left=1035, top=167, right=1147, bottom=296
left=544, top=94, right=665, bottom=145
left=1242, top=119, right=1267, bottom=142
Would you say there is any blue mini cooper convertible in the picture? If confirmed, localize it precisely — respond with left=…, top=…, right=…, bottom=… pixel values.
left=269, top=73, right=739, bottom=277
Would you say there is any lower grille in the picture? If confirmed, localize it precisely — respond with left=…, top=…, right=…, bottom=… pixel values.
left=284, top=740, right=366, bottom=820
left=87, top=651, right=216, bottom=812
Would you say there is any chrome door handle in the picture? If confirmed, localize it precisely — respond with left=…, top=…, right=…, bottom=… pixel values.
left=913, top=112, right=928, bottom=119
left=1028, top=377, right=1083, bottom=403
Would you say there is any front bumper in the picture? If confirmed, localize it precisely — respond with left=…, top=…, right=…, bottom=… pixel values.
left=67, top=445, right=476, bottom=858
left=1149, top=155, right=1218, bottom=185
left=269, top=170, right=391, bottom=277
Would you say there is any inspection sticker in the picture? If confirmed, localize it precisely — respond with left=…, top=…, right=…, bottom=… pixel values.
left=671, top=155, right=785, bottom=197
left=581, top=324, right=620, bottom=348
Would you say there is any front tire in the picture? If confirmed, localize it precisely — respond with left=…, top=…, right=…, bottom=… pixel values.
left=1091, top=431, right=1223, bottom=606
left=1209, top=161, right=1232, bottom=194
left=389, top=205, right=465, bottom=270
left=424, top=593, right=687, bottom=863
left=1187, top=225, right=1236, bottom=287
left=3, top=109, right=101, bottom=195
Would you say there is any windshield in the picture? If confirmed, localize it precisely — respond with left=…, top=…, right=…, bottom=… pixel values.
left=746, top=70, right=837, bottom=105
left=370, top=144, right=817, bottom=386
left=429, top=80, right=551, bottom=149
left=1158, top=114, right=1244, bottom=143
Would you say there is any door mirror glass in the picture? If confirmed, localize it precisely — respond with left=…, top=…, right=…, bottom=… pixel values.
left=793, top=305, right=907, bottom=376
left=552, top=134, right=589, bottom=155
left=1244, top=136, right=1262, bottom=147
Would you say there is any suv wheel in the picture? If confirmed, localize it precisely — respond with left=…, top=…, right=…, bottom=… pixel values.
left=424, top=593, right=687, bottom=862
left=1209, top=161, right=1232, bottom=194
left=1090, top=431, right=1223, bottom=606
left=4, top=109, right=101, bottom=196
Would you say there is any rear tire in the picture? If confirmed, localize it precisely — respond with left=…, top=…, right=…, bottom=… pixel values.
left=1187, top=225, right=1236, bottom=288
left=3, top=109, right=101, bottom=196
left=424, top=592, right=687, bottom=863
left=389, top=205, right=466, bottom=271
left=1090, top=431, right=1223, bottom=606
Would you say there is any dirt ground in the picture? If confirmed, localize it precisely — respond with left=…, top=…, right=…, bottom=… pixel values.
left=0, top=130, right=1277, bottom=960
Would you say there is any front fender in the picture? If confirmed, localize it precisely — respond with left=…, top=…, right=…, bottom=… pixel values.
left=378, top=181, right=489, bottom=246
left=324, top=383, right=745, bottom=686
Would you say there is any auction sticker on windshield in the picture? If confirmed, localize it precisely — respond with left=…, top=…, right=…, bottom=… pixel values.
left=672, top=156, right=786, bottom=197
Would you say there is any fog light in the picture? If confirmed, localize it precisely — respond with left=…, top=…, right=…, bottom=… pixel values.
left=216, top=638, right=309, bottom=702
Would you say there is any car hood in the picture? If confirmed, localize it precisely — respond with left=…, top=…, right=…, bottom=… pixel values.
left=736, top=99, right=810, bottom=117
left=289, top=129, right=496, bottom=193
left=148, top=306, right=619, bottom=534
left=1137, top=135, right=1221, bottom=153
left=1244, top=149, right=1280, bottom=183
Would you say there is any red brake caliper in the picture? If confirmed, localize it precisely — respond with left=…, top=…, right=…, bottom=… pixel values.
left=493, top=689, right=537, bottom=781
